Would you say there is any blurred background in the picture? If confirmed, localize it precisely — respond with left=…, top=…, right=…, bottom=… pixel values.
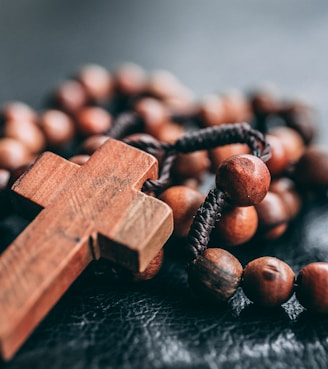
left=0, top=0, right=327, bottom=138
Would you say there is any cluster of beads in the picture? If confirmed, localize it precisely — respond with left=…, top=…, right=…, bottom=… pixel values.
left=1, top=63, right=328, bottom=313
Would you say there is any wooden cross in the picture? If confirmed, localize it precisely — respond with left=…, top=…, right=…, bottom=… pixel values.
left=0, top=139, right=173, bottom=360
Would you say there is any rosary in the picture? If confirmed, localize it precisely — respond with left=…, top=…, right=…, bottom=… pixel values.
left=0, top=63, right=327, bottom=360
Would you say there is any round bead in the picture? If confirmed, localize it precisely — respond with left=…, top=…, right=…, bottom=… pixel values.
left=296, top=263, right=328, bottom=314
left=280, top=102, right=316, bottom=145
left=114, top=63, right=147, bottom=95
left=130, top=248, right=164, bottom=281
left=68, top=155, right=90, bottom=165
left=213, top=206, right=258, bottom=247
left=249, top=87, right=280, bottom=116
left=221, top=90, right=251, bottom=123
left=78, top=64, right=113, bottom=102
left=39, top=110, right=75, bottom=147
left=199, top=94, right=226, bottom=127
left=265, top=134, right=289, bottom=177
left=270, top=178, right=301, bottom=219
left=79, top=135, right=110, bottom=155
left=0, top=169, right=10, bottom=191
left=255, top=191, right=290, bottom=239
left=172, top=150, right=210, bottom=180
left=0, top=138, right=33, bottom=170
left=1, top=101, right=37, bottom=123
left=158, top=186, right=205, bottom=238
left=216, top=154, right=271, bottom=206
left=147, top=70, right=182, bottom=99
left=4, top=119, right=46, bottom=153
left=134, top=98, right=168, bottom=138
left=188, top=248, right=243, bottom=304
left=209, top=143, right=250, bottom=173
left=75, top=107, right=112, bottom=136
left=294, top=145, right=328, bottom=189
left=269, top=126, right=305, bottom=163
left=242, top=257, right=295, bottom=307
left=55, top=80, right=88, bottom=113
left=155, top=122, right=184, bottom=143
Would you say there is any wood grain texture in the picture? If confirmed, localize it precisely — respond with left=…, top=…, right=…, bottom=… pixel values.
left=0, top=138, right=173, bottom=360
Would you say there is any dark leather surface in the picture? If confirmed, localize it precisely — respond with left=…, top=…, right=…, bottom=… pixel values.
left=1, top=1, right=328, bottom=368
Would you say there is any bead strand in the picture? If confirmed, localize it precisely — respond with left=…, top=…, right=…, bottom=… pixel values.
left=1, top=63, right=328, bottom=314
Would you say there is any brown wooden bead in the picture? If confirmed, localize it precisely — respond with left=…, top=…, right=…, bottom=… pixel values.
left=159, top=186, right=205, bottom=238
left=155, top=122, right=184, bottom=143
left=279, top=102, right=316, bottom=145
left=0, top=169, right=10, bottom=191
left=0, top=138, right=33, bottom=171
left=78, top=64, right=113, bottom=102
left=114, top=63, right=147, bottom=95
left=265, top=134, right=289, bottom=177
left=134, top=98, right=168, bottom=138
left=249, top=87, right=280, bottom=116
left=1, top=101, right=37, bottom=123
left=221, top=91, right=251, bottom=123
left=75, top=107, right=112, bottom=136
left=79, top=135, right=110, bottom=155
left=39, top=110, right=75, bottom=147
left=163, top=92, right=196, bottom=116
left=269, top=126, right=305, bottom=164
left=188, top=248, right=243, bottom=304
left=130, top=248, right=164, bottom=281
left=294, top=145, right=328, bottom=190
left=270, top=178, right=301, bottom=219
left=147, top=70, right=183, bottom=99
left=55, top=80, right=88, bottom=113
left=199, top=94, right=226, bottom=127
left=68, top=155, right=90, bottom=165
left=172, top=150, right=210, bottom=181
left=216, top=154, right=271, bottom=206
left=213, top=206, right=258, bottom=247
left=4, top=119, right=46, bottom=154
left=209, top=143, right=250, bottom=172
left=243, top=257, right=295, bottom=307
left=296, top=263, right=328, bottom=314
left=255, top=191, right=289, bottom=239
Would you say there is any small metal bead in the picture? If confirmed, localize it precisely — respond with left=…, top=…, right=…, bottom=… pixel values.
left=296, top=262, right=328, bottom=314
left=216, top=154, right=271, bottom=206
left=242, top=257, right=295, bottom=308
left=188, top=248, right=243, bottom=304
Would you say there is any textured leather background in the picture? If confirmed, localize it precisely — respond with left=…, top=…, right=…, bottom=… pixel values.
left=1, top=1, right=328, bottom=368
